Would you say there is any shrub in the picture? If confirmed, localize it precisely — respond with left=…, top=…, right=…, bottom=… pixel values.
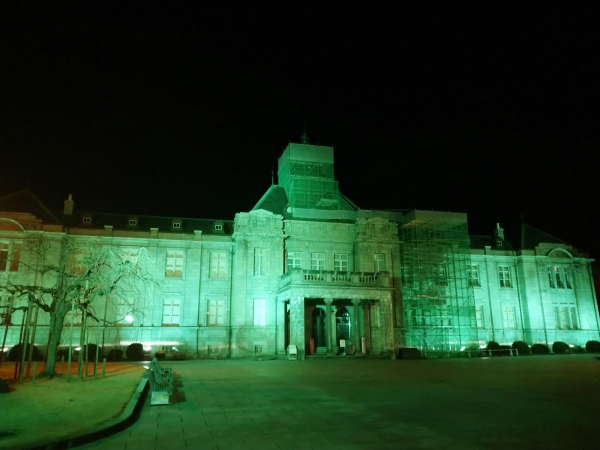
left=552, top=341, right=570, bottom=354
left=81, top=344, right=102, bottom=362
left=486, top=341, right=500, bottom=356
left=585, top=340, right=600, bottom=353
left=7, top=344, right=44, bottom=362
left=531, top=343, right=549, bottom=354
left=107, top=349, right=124, bottom=361
left=126, top=343, right=145, bottom=361
left=487, top=341, right=500, bottom=350
left=512, top=341, right=531, bottom=356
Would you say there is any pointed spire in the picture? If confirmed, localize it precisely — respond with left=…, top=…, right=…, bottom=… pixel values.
left=271, top=168, right=274, bottom=186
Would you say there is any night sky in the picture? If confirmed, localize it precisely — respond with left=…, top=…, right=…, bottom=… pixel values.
left=1, top=4, right=598, bottom=256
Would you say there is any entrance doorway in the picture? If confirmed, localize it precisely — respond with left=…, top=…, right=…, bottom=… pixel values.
left=336, top=307, right=351, bottom=345
left=311, top=307, right=326, bottom=347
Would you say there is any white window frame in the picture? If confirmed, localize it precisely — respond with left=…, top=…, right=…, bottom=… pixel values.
left=502, top=305, right=516, bottom=329
left=498, top=266, right=512, bottom=288
left=550, top=266, right=572, bottom=289
left=163, top=297, right=181, bottom=326
left=311, top=252, right=325, bottom=271
left=207, top=298, right=226, bottom=326
left=467, top=265, right=480, bottom=287
left=433, top=263, right=448, bottom=286
left=0, top=242, right=21, bottom=272
left=471, top=305, right=484, bottom=328
left=254, top=248, right=266, bottom=276
left=115, top=297, right=135, bottom=326
left=374, top=253, right=386, bottom=272
left=334, top=253, right=349, bottom=272
left=209, top=252, right=227, bottom=279
left=554, top=305, right=579, bottom=330
left=253, top=299, right=267, bottom=326
left=165, top=251, right=184, bottom=278
left=286, top=251, right=302, bottom=272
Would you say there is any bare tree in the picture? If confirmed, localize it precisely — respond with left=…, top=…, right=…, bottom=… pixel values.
left=1, top=233, right=158, bottom=378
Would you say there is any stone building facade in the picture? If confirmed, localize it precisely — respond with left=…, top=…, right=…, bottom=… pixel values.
left=1, top=139, right=599, bottom=359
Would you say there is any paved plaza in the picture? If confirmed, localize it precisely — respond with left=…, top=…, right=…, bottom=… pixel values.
left=74, top=354, right=599, bottom=450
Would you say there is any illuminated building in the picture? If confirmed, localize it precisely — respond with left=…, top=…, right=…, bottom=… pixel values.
left=1, top=137, right=599, bottom=359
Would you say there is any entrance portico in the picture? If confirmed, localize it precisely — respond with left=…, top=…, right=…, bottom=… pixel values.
left=276, top=269, right=395, bottom=360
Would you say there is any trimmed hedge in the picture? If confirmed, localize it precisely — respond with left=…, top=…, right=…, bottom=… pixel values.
left=531, top=343, right=549, bottom=354
left=126, top=343, right=145, bottom=361
left=512, top=341, right=531, bottom=356
left=585, top=340, right=600, bottom=353
left=7, top=344, right=44, bottom=361
left=552, top=341, right=570, bottom=354
left=81, top=344, right=103, bottom=362
left=487, top=341, right=500, bottom=350
left=107, top=348, right=124, bottom=361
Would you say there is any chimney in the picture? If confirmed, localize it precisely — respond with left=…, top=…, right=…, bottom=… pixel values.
left=494, top=223, right=505, bottom=240
left=64, top=194, right=74, bottom=216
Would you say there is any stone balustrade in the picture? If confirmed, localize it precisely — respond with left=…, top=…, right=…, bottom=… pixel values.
left=278, top=269, right=391, bottom=289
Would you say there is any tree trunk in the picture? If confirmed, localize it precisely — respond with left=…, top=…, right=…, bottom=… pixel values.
left=40, top=304, right=68, bottom=378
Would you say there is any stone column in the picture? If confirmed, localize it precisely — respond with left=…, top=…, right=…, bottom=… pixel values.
left=276, top=297, right=286, bottom=355
left=325, top=298, right=334, bottom=356
left=381, top=294, right=396, bottom=359
left=352, top=299, right=363, bottom=356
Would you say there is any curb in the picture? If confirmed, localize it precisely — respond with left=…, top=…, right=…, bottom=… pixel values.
left=20, top=373, right=150, bottom=450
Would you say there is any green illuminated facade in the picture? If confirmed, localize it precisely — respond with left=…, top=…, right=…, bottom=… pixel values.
left=1, top=138, right=599, bottom=359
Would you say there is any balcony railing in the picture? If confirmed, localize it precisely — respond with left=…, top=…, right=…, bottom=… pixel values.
left=278, top=269, right=391, bottom=289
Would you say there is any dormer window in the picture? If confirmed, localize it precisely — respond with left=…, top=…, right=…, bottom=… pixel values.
left=171, top=219, right=182, bottom=230
left=215, top=224, right=223, bottom=231
left=82, top=216, right=92, bottom=224
left=128, top=218, right=138, bottom=227
left=496, top=240, right=503, bottom=247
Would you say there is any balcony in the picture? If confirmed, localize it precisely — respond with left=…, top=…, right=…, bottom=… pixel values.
left=278, top=269, right=391, bottom=290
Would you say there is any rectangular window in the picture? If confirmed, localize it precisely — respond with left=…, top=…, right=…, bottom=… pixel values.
left=374, top=253, right=386, bottom=272
left=116, top=298, right=135, bottom=325
left=563, top=267, right=572, bottom=289
left=498, top=266, right=512, bottom=288
left=286, top=251, right=302, bottom=272
left=433, top=263, right=448, bottom=286
left=547, top=266, right=555, bottom=288
left=0, top=243, right=20, bottom=272
left=253, top=299, right=267, bottom=326
left=165, top=251, right=184, bottom=278
left=554, top=305, right=579, bottom=330
left=311, top=252, right=325, bottom=271
left=570, top=307, right=579, bottom=329
left=254, top=248, right=266, bottom=276
left=209, top=252, right=227, bottom=279
left=554, top=266, right=565, bottom=289
left=122, top=248, right=139, bottom=265
left=334, top=253, right=349, bottom=271
left=467, top=265, right=480, bottom=287
left=471, top=306, right=484, bottom=328
left=502, top=306, right=516, bottom=329
left=67, top=249, right=86, bottom=275
left=163, top=298, right=181, bottom=326
left=207, top=298, right=225, bottom=326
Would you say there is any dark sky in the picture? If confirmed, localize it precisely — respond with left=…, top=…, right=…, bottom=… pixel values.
left=1, top=4, right=598, bottom=256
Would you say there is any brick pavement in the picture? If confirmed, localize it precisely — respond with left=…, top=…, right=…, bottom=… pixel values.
left=76, top=354, right=599, bottom=450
